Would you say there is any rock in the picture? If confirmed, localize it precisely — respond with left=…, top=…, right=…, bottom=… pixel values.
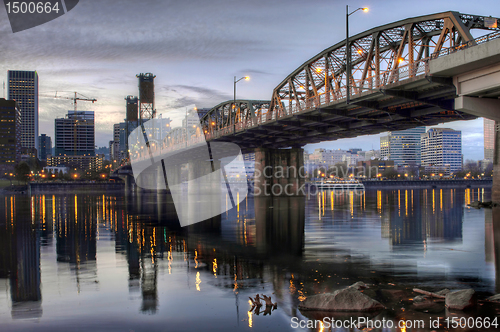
left=380, top=289, right=405, bottom=300
left=487, top=294, right=500, bottom=302
left=468, top=201, right=481, bottom=208
left=445, top=289, right=477, bottom=310
left=436, top=289, right=451, bottom=296
left=349, top=281, right=368, bottom=290
left=412, top=301, right=445, bottom=313
left=413, top=295, right=426, bottom=303
left=482, top=201, right=493, bottom=208
left=299, top=287, right=385, bottom=312
left=468, top=201, right=494, bottom=209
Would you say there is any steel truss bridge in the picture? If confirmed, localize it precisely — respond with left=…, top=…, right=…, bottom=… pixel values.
left=193, top=11, right=499, bottom=150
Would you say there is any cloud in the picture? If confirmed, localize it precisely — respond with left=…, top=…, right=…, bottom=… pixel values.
left=0, top=0, right=495, bottom=155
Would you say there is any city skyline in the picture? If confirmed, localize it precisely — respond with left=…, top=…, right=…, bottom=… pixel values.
left=0, top=1, right=497, bottom=160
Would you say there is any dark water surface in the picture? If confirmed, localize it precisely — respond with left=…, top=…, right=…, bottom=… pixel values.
left=0, top=187, right=498, bottom=331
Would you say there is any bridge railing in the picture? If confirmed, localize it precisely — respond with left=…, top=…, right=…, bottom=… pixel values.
left=202, top=58, right=431, bottom=139
left=430, top=30, right=500, bottom=59
left=277, top=59, right=429, bottom=117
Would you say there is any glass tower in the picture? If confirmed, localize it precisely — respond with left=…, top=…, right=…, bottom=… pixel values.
left=7, top=70, right=39, bottom=156
left=421, top=128, right=462, bottom=172
left=380, top=127, right=426, bottom=166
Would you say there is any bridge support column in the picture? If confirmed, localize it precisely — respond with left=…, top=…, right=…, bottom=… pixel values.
left=136, top=166, right=158, bottom=192
left=254, top=147, right=305, bottom=197
left=493, top=121, right=500, bottom=203
left=161, top=163, right=181, bottom=192
left=183, top=159, right=223, bottom=224
left=187, top=159, right=220, bottom=195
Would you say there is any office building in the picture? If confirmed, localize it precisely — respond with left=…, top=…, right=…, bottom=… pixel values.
left=484, top=118, right=495, bottom=162
left=7, top=70, right=38, bottom=156
left=47, top=155, right=103, bottom=172
left=380, top=127, right=426, bottom=167
left=38, top=134, right=52, bottom=161
left=357, top=159, right=395, bottom=177
left=243, top=153, right=255, bottom=162
left=421, top=128, right=462, bottom=173
left=55, top=111, right=95, bottom=156
left=110, top=123, right=120, bottom=162
left=0, top=99, right=21, bottom=174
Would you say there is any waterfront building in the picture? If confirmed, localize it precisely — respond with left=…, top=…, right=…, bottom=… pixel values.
left=55, top=111, right=95, bottom=156
left=484, top=118, right=494, bottom=162
left=38, top=134, right=52, bottom=161
left=7, top=70, right=39, bottom=157
left=342, top=153, right=364, bottom=167
left=309, top=148, right=349, bottom=166
left=43, top=166, right=68, bottom=174
left=421, top=128, right=462, bottom=173
left=47, top=154, right=103, bottom=172
left=380, top=127, right=426, bottom=167
left=356, top=159, right=395, bottom=177
left=0, top=98, right=21, bottom=174
left=364, top=149, right=381, bottom=160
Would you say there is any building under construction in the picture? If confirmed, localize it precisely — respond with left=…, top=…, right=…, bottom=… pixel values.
left=54, top=111, right=95, bottom=156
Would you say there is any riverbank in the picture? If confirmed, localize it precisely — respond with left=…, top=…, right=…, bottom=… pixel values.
left=361, top=179, right=491, bottom=189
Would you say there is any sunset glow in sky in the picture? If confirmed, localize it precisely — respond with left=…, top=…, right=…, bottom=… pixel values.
left=0, top=0, right=497, bottom=160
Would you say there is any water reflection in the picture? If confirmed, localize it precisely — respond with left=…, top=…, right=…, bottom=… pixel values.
left=0, top=196, right=42, bottom=319
left=0, top=187, right=496, bottom=331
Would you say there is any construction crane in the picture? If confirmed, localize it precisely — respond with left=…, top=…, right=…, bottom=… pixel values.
left=54, top=91, right=97, bottom=112
left=41, top=91, right=97, bottom=157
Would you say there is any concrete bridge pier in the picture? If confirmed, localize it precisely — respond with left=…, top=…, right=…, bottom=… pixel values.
left=123, top=174, right=135, bottom=193
left=183, top=159, right=223, bottom=225
left=494, top=121, right=500, bottom=204
left=254, top=147, right=305, bottom=197
left=187, top=159, right=220, bottom=195
left=135, top=165, right=159, bottom=192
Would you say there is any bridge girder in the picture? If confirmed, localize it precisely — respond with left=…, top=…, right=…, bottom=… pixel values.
left=270, top=11, right=498, bottom=117
left=187, top=12, right=497, bottom=151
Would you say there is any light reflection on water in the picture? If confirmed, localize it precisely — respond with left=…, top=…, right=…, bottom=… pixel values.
left=0, top=187, right=497, bottom=331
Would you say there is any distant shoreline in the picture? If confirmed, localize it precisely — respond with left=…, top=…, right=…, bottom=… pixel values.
left=360, top=179, right=492, bottom=189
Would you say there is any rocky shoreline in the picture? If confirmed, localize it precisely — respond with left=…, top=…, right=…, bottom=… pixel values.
left=298, top=282, right=500, bottom=327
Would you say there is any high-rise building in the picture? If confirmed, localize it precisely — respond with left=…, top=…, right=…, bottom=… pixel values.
left=421, top=128, right=462, bottom=172
left=111, top=123, right=120, bottom=162
left=0, top=98, right=21, bottom=173
left=55, top=111, right=95, bottom=156
left=380, top=127, right=426, bottom=167
left=7, top=70, right=39, bottom=157
left=484, top=118, right=495, bottom=162
left=38, top=134, right=52, bottom=161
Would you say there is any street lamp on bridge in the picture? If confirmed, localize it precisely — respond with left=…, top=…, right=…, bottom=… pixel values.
left=233, top=76, right=249, bottom=132
left=346, top=6, right=368, bottom=104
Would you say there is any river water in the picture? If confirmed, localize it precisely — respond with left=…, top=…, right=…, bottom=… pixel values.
left=0, top=187, right=498, bottom=331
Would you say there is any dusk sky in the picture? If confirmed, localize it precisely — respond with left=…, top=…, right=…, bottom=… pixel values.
left=0, top=0, right=497, bottom=160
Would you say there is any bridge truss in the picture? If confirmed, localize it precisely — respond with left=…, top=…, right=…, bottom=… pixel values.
left=193, top=12, right=500, bottom=149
